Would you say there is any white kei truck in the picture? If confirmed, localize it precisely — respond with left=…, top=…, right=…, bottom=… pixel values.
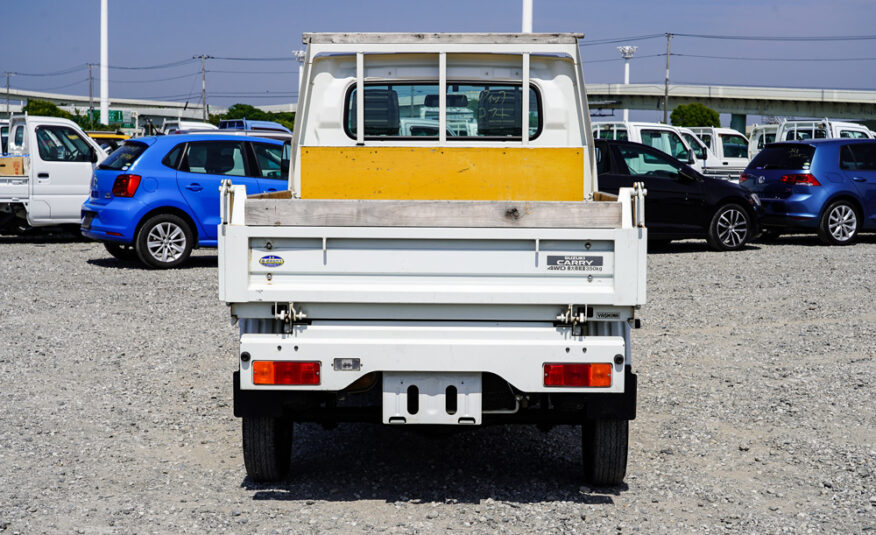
left=0, top=115, right=105, bottom=232
left=218, top=33, right=648, bottom=486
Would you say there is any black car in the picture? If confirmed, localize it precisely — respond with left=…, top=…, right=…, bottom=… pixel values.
left=595, top=139, right=762, bottom=251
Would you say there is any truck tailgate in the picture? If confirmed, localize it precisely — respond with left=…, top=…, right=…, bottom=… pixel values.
left=219, top=192, right=646, bottom=308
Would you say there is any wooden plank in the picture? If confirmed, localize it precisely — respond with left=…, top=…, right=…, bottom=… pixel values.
left=245, top=199, right=622, bottom=229
left=303, top=33, right=584, bottom=45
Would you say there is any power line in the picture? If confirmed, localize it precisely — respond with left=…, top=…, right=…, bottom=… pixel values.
left=208, top=69, right=296, bottom=75
left=212, top=56, right=297, bottom=62
left=110, top=72, right=201, bottom=84
left=673, top=32, right=876, bottom=41
left=672, top=53, right=876, bottom=62
left=581, top=54, right=664, bottom=64
left=20, top=78, right=90, bottom=91
left=579, top=34, right=664, bottom=46
left=108, top=58, right=196, bottom=70
left=11, top=64, right=88, bottom=77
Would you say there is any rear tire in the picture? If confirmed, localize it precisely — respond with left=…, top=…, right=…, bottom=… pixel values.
left=104, top=243, right=138, bottom=262
left=817, top=200, right=860, bottom=246
left=582, top=418, right=628, bottom=486
left=134, top=213, right=194, bottom=268
left=706, top=203, right=750, bottom=251
left=242, top=417, right=293, bottom=482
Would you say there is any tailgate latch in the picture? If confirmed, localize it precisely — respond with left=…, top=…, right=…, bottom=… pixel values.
left=273, top=302, right=309, bottom=330
left=555, top=305, right=587, bottom=326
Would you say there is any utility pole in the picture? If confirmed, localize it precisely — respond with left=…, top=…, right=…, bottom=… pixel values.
left=100, top=0, right=109, bottom=125
left=88, top=63, right=95, bottom=126
left=194, top=54, right=213, bottom=121
left=663, top=33, right=672, bottom=124
left=617, top=46, right=637, bottom=122
left=522, top=0, right=533, bottom=33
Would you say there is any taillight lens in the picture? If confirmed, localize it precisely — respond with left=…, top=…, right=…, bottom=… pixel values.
left=780, top=173, right=821, bottom=186
left=739, top=173, right=749, bottom=183
left=111, top=174, right=142, bottom=197
left=544, top=363, right=612, bottom=387
left=252, top=361, right=320, bottom=385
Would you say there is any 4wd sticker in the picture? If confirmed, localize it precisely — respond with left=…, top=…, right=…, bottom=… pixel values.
left=259, top=255, right=284, bottom=268
left=547, top=255, right=604, bottom=272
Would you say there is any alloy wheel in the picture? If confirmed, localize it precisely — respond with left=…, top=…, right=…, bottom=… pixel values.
left=827, top=204, right=857, bottom=242
left=146, top=222, right=187, bottom=263
left=717, top=207, right=748, bottom=248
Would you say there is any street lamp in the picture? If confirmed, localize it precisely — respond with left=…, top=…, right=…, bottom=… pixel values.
left=617, top=46, right=637, bottom=122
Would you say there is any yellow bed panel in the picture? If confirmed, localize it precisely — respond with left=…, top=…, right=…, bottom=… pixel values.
left=300, top=146, right=584, bottom=201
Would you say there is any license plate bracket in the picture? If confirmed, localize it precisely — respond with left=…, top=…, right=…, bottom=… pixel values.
left=383, top=372, right=482, bottom=425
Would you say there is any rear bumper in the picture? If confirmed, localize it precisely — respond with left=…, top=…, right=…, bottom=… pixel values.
left=80, top=199, right=140, bottom=243
left=757, top=190, right=826, bottom=230
left=232, top=368, right=637, bottom=424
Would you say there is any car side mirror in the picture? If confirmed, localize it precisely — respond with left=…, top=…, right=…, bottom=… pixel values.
left=90, top=149, right=99, bottom=163
left=281, top=158, right=290, bottom=176
left=687, top=152, right=696, bottom=164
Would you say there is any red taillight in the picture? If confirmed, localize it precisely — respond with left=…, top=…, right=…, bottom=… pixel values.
left=111, top=174, right=141, bottom=197
left=739, top=173, right=749, bottom=183
left=544, top=363, right=612, bottom=387
left=780, top=173, right=820, bottom=186
left=252, top=361, right=320, bottom=385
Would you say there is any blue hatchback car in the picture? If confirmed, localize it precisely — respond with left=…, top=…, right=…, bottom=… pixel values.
left=740, top=139, right=876, bottom=245
left=81, top=134, right=288, bottom=267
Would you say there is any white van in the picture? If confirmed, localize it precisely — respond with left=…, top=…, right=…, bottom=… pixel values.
left=593, top=121, right=697, bottom=169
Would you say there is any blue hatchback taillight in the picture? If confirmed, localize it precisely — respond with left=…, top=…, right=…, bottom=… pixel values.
left=111, top=174, right=142, bottom=197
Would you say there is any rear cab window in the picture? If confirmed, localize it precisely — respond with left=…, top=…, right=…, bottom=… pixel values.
left=720, top=134, right=748, bottom=158
left=344, top=82, right=541, bottom=140
left=100, top=141, right=148, bottom=171
left=749, top=144, right=815, bottom=170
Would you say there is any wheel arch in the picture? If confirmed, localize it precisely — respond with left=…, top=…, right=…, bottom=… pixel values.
left=818, top=192, right=864, bottom=222
left=134, top=206, right=200, bottom=246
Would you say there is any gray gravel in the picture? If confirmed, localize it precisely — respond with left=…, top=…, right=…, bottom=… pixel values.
left=0, top=233, right=874, bottom=534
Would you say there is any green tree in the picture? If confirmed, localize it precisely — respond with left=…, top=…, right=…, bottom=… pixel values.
left=23, top=99, right=74, bottom=120
left=22, top=99, right=111, bottom=130
left=210, top=103, right=295, bottom=132
left=670, top=102, right=720, bottom=128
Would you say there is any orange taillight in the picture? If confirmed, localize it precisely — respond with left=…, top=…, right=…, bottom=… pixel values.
left=543, top=363, right=612, bottom=387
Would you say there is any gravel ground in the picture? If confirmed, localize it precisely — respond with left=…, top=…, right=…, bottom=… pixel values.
left=0, top=233, right=873, bottom=534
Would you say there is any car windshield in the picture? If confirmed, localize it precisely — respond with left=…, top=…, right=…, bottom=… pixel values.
left=99, top=141, right=148, bottom=171
left=749, top=144, right=815, bottom=170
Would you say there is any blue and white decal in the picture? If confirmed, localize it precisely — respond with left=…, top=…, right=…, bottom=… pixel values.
left=259, top=255, right=284, bottom=268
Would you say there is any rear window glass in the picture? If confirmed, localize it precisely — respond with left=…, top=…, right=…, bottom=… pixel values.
left=749, top=144, right=815, bottom=170
left=99, top=141, right=148, bottom=170
left=345, top=83, right=541, bottom=140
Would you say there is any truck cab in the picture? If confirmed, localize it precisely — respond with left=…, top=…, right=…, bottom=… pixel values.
left=219, top=33, right=647, bottom=486
left=774, top=119, right=873, bottom=142
left=0, top=115, right=105, bottom=231
left=687, top=126, right=750, bottom=180
left=593, top=120, right=699, bottom=171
